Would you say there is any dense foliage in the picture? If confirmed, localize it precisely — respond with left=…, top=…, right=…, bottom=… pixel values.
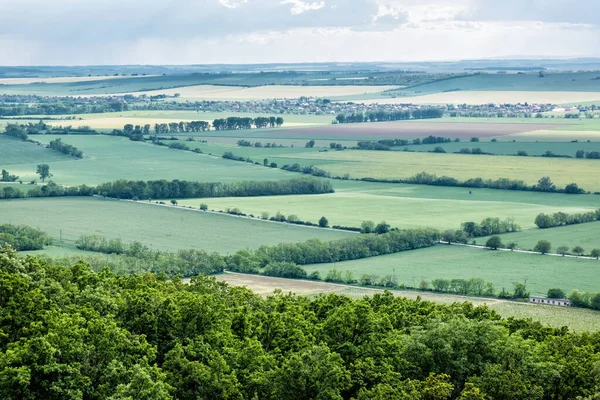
left=0, top=224, right=53, bottom=251
left=357, top=136, right=454, bottom=150
left=2, top=247, right=600, bottom=399
left=335, top=107, right=443, bottom=123
left=534, top=209, right=600, bottom=229
left=48, top=138, right=83, bottom=158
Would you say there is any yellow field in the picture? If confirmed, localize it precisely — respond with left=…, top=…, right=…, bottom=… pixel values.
left=363, top=91, right=600, bottom=105
left=0, top=75, right=153, bottom=85
left=282, top=150, right=600, bottom=192
left=98, top=84, right=398, bottom=100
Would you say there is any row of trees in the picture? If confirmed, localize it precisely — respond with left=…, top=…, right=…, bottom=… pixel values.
left=367, top=173, right=588, bottom=194
left=212, top=116, right=283, bottom=131
left=460, top=217, right=520, bottom=238
left=48, top=138, right=83, bottom=158
left=534, top=209, right=600, bottom=228
left=3, top=246, right=600, bottom=399
left=335, top=107, right=443, bottom=124
left=356, top=136, right=455, bottom=150
left=153, top=121, right=209, bottom=134
left=0, top=169, right=18, bottom=182
left=576, top=150, right=600, bottom=159
left=0, top=224, right=53, bottom=251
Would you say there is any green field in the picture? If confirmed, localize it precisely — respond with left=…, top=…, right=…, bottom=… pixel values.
left=0, top=197, right=353, bottom=253
left=303, top=244, right=600, bottom=296
left=481, top=222, right=600, bottom=253
left=2, top=134, right=297, bottom=185
left=178, top=182, right=599, bottom=231
left=401, top=141, right=600, bottom=157
left=0, top=135, right=73, bottom=165
left=272, top=150, right=600, bottom=192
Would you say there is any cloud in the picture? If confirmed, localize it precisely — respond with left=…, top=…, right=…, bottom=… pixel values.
left=461, top=0, right=600, bottom=25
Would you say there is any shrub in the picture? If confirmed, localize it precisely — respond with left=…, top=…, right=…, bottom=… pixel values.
left=485, top=236, right=503, bottom=250
left=547, top=288, right=567, bottom=299
left=534, top=240, right=552, bottom=254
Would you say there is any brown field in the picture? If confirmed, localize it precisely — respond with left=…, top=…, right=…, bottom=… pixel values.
left=264, top=121, right=561, bottom=140
left=362, top=91, right=600, bottom=105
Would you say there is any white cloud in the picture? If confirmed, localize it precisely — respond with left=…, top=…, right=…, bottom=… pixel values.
left=281, top=0, right=326, bottom=15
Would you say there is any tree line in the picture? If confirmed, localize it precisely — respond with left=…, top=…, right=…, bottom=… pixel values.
left=335, top=107, right=443, bottom=124
left=357, top=136, right=455, bottom=150
left=0, top=224, right=53, bottom=251
left=0, top=177, right=333, bottom=200
left=534, top=209, right=600, bottom=229
left=213, top=116, right=283, bottom=130
left=3, top=246, right=600, bottom=399
left=48, top=138, right=83, bottom=158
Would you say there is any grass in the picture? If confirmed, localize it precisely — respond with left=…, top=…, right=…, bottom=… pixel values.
left=0, top=135, right=73, bottom=165
left=274, top=150, right=600, bottom=192
left=178, top=183, right=598, bottom=231
left=0, top=197, right=353, bottom=253
left=4, top=134, right=296, bottom=186
left=302, top=244, right=600, bottom=296
left=481, top=222, right=600, bottom=253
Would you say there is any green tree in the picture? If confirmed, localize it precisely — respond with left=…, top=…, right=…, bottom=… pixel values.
left=305, top=140, right=315, bottom=148
left=557, top=246, right=569, bottom=256
left=199, top=203, right=208, bottom=211
left=374, top=221, right=390, bottom=234
left=534, top=240, right=552, bottom=254
left=537, top=176, right=556, bottom=192
left=36, top=164, right=52, bottom=182
left=485, top=236, right=503, bottom=250
left=507, top=242, right=518, bottom=251
left=513, top=282, right=530, bottom=299
left=547, top=288, right=567, bottom=299
left=361, top=220, right=375, bottom=234
left=591, top=248, right=600, bottom=259
left=572, top=246, right=585, bottom=256
left=319, top=216, right=329, bottom=228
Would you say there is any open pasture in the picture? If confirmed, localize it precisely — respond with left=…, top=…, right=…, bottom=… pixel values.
left=0, top=75, right=153, bottom=85
left=178, top=185, right=598, bottom=231
left=0, top=197, right=352, bottom=253
left=280, top=150, right=600, bottom=192
left=482, top=222, right=600, bottom=253
left=6, top=134, right=295, bottom=185
left=303, top=244, right=600, bottom=296
left=217, top=272, right=600, bottom=332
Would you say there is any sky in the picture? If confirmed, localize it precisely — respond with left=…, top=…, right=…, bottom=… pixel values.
left=0, top=0, right=599, bottom=65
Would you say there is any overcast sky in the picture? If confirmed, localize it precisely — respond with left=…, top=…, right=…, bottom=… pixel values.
left=1, top=0, right=599, bottom=65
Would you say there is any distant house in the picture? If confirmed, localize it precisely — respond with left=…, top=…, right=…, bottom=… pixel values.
left=529, top=296, right=570, bottom=307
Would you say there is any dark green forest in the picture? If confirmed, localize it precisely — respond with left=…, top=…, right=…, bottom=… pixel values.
left=1, top=246, right=600, bottom=399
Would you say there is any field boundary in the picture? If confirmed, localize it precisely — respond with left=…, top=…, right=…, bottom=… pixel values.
left=440, top=240, right=600, bottom=260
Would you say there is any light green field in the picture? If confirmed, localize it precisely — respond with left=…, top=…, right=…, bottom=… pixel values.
left=0, top=135, right=73, bottom=165
left=178, top=183, right=599, bottom=231
left=303, top=244, right=600, bottom=296
left=274, top=150, right=600, bottom=192
left=402, top=141, right=600, bottom=157
left=481, top=222, right=600, bottom=253
left=3, top=134, right=295, bottom=185
left=0, top=197, right=352, bottom=253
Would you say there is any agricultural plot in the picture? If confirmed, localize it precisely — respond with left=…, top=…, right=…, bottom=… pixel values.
left=400, top=141, right=600, bottom=157
left=4, top=135, right=295, bottom=185
left=275, top=150, right=600, bottom=192
left=178, top=183, right=598, bottom=231
left=303, top=245, right=600, bottom=296
left=481, top=222, right=600, bottom=253
left=0, top=197, right=353, bottom=253
left=0, top=135, right=73, bottom=165
left=217, top=273, right=600, bottom=332
left=0, top=75, right=152, bottom=85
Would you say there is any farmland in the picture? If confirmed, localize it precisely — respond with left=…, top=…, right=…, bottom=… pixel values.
left=0, top=135, right=73, bottom=165
left=0, top=197, right=352, bottom=253
left=481, top=222, right=600, bottom=253
left=217, top=272, right=600, bottom=332
left=178, top=183, right=599, bottom=231
left=2, top=134, right=295, bottom=185
left=276, top=150, right=600, bottom=192
left=401, top=141, right=600, bottom=157
left=302, top=244, right=600, bottom=296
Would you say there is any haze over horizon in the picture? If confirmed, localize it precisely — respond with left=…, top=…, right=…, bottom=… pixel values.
left=1, top=0, right=599, bottom=66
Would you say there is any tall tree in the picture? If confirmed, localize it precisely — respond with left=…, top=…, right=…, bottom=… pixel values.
left=36, top=164, right=52, bottom=182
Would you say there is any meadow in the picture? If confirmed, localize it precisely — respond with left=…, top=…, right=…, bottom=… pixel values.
left=0, top=197, right=353, bottom=253
left=217, top=272, right=600, bottom=332
left=178, top=183, right=599, bottom=231
left=481, top=222, right=600, bottom=252
left=3, top=134, right=295, bottom=185
left=400, top=141, right=600, bottom=157
left=302, top=244, right=600, bottom=296
left=0, top=135, right=73, bottom=165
